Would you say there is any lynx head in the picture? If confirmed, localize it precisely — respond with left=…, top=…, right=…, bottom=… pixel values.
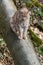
left=19, top=7, right=31, bottom=21
left=20, top=7, right=28, bottom=17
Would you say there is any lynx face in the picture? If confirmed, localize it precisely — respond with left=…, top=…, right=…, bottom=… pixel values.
left=10, top=7, right=31, bottom=39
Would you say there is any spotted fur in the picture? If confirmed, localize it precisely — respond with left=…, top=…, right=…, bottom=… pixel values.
left=10, top=7, right=31, bottom=39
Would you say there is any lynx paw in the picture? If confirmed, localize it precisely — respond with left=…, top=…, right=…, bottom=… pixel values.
left=23, top=36, right=27, bottom=39
left=18, top=36, right=23, bottom=39
left=18, top=35, right=27, bottom=40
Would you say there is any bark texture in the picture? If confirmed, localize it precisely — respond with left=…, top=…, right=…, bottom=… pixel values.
left=0, top=0, right=41, bottom=65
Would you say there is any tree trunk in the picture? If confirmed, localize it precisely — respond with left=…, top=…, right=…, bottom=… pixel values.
left=0, top=0, right=41, bottom=65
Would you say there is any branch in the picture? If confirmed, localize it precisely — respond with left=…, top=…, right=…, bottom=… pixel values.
left=0, top=0, right=41, bottom=65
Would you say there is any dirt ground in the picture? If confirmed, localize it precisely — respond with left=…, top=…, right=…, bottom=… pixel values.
left=0, top=40, right=14, bottom=65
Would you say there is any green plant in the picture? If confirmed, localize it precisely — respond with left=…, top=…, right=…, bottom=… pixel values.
left=26, top=0, right=32, bottom=7
left=29, top=29, right=42, bottom=47
left=38, top=46, right=43, bottom=55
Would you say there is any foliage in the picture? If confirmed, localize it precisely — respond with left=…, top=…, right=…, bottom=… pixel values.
left=38, top=46, right=43, bottom=55
left=26, top=0, right=32, bottom=7
left=32, top=7, right=43, bottom=19
left=29, top=29, right=42, bottom=47
left=26, top=0, right=43, bottom=17
left=31, top=0, right=41, bottom=7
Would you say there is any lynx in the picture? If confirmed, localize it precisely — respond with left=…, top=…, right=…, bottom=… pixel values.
left=10, top=7, right=31, bottom=39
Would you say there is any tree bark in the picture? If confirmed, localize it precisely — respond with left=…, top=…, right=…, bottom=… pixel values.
left=0, top=0, right=41, bottom=65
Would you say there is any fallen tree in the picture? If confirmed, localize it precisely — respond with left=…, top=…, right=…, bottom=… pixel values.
left=0, top=0, right=41, bottom=65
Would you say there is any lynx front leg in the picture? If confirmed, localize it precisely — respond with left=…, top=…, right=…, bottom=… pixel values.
left=18, top=26, right=23, bottom=39
left=23, top=27, right=28, bottom=39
